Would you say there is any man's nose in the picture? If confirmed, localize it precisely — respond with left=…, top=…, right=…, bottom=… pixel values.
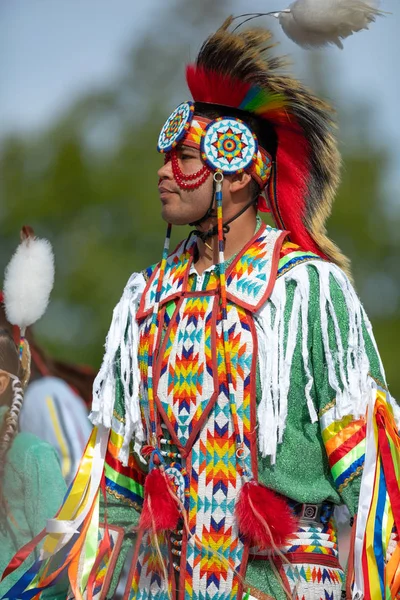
left=157, top=157, right=173, bottom=180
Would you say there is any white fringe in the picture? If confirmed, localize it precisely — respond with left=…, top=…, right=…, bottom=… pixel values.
left=255, top=260, right=378, bottom=462
left=90, top=272, right=146, bottom=465
left=88, top=260, right=395, bottom=468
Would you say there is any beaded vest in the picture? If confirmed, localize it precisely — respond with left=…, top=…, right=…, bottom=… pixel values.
left=123, top=223, right=287, bottom=600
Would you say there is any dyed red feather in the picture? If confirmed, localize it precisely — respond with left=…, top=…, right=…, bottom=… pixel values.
left=270, top=126, right=328, bottom=259
left=236, top=481, right=297, bottom=550
left=139, top=468, right=180, bottom=532
left=186, top=65, right=251, bottom=108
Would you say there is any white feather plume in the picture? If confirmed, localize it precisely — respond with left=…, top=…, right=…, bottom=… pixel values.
left=3, top=234, right=55, bottom=331
left=275, top=0, right=384, bottom=49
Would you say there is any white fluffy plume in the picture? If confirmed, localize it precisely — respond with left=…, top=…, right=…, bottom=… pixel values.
left=274, top=0, right=384, bottom=49
left=3, top=228, right=55, bottom=331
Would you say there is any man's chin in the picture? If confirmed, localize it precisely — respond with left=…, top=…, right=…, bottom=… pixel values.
left=161, top=209, right=192, bottom=227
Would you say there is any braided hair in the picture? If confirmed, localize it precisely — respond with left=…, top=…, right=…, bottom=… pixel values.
left=0, top=328, right=24, bottom=531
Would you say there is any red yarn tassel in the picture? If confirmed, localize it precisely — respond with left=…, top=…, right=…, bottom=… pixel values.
left=236, top=481, right=297, bottom=550
left=139, top=468, right=180, bottom=532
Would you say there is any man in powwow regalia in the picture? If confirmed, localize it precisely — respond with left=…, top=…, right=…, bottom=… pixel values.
left=2, top=9, right=400, bottom=600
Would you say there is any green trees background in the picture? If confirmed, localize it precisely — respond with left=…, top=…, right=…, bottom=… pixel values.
left=1, top=1, right=399, bottom=397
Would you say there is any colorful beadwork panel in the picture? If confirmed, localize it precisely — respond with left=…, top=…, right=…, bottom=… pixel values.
left=251, top=148, right=272, bottom=188
left=226, top=226, right=285, bottom=311
left=125, top=531, right=173, bottom=600
left=181, top=303, right=255, bottom=600
left=138, top=239, right=193, bottom=318
left=139, top=225, right=286, bottom=317
left=158, top=101, right=194, bottom=153
left=250, top=519, right=339, bottom=560
left=277, top=242, right=322, bottom=279
left=281, top=563, right=345, bottom=600
left=201, top=118, right=258, bottom=174
left=156, top=295, right=217, bottom=447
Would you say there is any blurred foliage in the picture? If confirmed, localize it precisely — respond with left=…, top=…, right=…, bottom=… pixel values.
left=0, top=0, right=399, bottom=397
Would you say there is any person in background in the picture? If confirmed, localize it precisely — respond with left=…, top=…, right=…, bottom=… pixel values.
left=0, top=297, right=94, bottom=487
left=0, top=230, right=67, bottom=597
left=20, top=328, right=94, bottom=487
left=0, top=329, right=67, bottom=597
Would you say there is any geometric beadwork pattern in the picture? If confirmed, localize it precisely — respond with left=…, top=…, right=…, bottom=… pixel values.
left=157, top=101, right=194, bottom=153
left=283, top=520, right=339, bottom=558
left=90, top=526, right=123, bottom=600
left=126, top=531, right=172, bottom=600
left=182, top=302, right=254, bottom=600
left=185, top=116, right=213, bottom=149
left=250, top=519, right=339, bottom=560
left=282, top=563, right=345, bottom=600
left=132, top=224, right=288, bottom=600
left=277, top=241, right=322, bottom=279
left=138, top=239, right=194, bottom=318
left=225, top=226, right=285, bottom=311
left=136, top=270, right=256, bottom=599
left=138, top=223, right=285, bottom=317
left=201, top=118, right=257, bottom=174
left=252, top=147, right=272, bottom=188
left=156, top=295, right=216, bottom=447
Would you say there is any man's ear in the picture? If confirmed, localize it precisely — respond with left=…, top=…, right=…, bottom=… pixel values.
left=0, top=372, right=11, bottom=397
left=229, top=172, right=252, bottom=194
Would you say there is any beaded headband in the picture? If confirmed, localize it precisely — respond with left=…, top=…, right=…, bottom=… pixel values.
left=157, top=101, right=272, bottom=190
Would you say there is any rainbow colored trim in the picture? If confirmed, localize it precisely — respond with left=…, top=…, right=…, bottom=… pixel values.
left=105, top=420, right=145, bottom=509
left=355, top=389, right=400, bottom=600
left=320, top=408, right=366, bottom=493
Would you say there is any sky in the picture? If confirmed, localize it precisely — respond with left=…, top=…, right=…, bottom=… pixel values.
left=0, top=0, right=399, bottom=201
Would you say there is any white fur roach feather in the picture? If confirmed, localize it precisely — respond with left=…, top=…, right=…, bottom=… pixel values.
left=273, top=0, right=384, bottom=49
left=3, top=232, right=55, bottom=331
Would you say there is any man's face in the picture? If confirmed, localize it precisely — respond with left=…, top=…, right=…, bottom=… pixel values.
left=157, top=144, right=215, bottom=226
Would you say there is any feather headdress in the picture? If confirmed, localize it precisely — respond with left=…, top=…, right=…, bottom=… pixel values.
left=187, top=17, right=350, bottom=275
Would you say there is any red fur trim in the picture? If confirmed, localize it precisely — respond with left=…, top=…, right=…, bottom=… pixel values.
left=139, top=468, right=180, bottom=532
left=236, top=481, right=297, bottom=550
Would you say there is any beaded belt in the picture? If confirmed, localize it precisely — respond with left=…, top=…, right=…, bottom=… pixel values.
left=289, top=500, right=335, bottom=525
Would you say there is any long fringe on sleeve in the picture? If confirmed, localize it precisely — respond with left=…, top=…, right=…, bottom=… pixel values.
left=254, top=260, right=388, bottom=463
left=90, top=272, right=146, bottom=465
